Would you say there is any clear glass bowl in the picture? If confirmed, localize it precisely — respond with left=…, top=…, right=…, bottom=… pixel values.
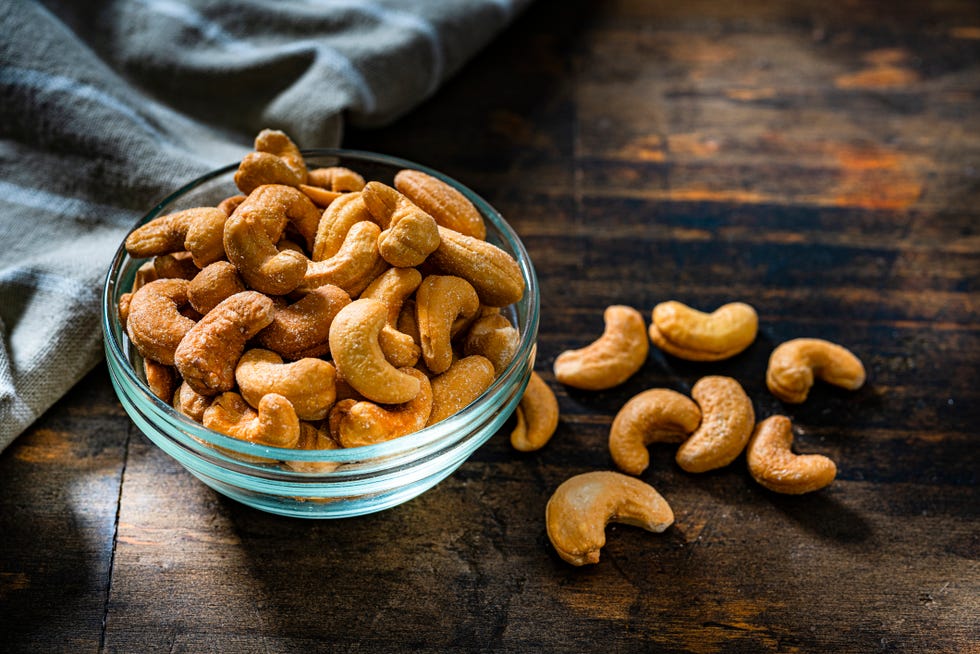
left=102, top=149, right=539, bottom=518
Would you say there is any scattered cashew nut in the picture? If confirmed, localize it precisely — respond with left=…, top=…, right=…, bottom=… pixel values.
left=609, top=389, right=702, bottom=475
left=649, top=300, right=758, bottom=361
left=546, top=471, right=674, bottom=566
left=746, top=415, right=837, bottom=494
left=510, top=371, right=560, bottom=452
left=675, top=376, right=755, bottom=473
left=766, top=338, right=866, bottom=404
left=553, top=305, right=649, bottom=390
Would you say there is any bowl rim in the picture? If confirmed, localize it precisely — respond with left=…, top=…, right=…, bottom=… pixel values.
left=102, top=148, right=540, bottom=466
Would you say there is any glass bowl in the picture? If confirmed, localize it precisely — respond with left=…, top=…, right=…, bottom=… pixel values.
left=102, top=149, right=539, bottom=518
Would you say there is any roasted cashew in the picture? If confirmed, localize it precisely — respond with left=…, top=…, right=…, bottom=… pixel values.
left=362, top=181, right=441, bottom=268
left=223, top=185, right=318, bottom=295
left=152, top=251, right=199, bottom=280
left=427, top=226, right=524, bottom=307
left=416, top=275, right=480, bottom=375
left=284, top=422, right=342, bottom=473
left=174, top=291, right=275, bottom=396
left=302, top=220, right=388, bottom=297
left=608, top=389, right=701, bottom=475
left=510, top=371, right=560, bottom=452
left=649, top=300, right=758, bottom=361
left=553, top=305, right=649, bottom=390
left=675, top=376, right=755, bottom=473
left=203, top=391, right=300, bottom=449
left=359, top=267, right=423, bottom=325
left=144, top=359, right=177, bottom=402
left=746, top=415, right=837, bottom=494
left=126, top=278, right=196, bottom=365
left=125, top=207, right=226, bottom=263
left=463, top=312, right=519, bottom=376
left=311, top=192, right=374, bottom=261
left=235, top=349, right=337, bottom=421
left=183, top=208, right=229, bottom=268
left=256, top=284, right=350, bottom=359
left=307, top=166, right=366, bottom=192
left=331, top=368, right=433, bottom=448
left=234, top=129, right=308, bottom=193
left=217, top=194, right=246, bottom=217
left=299, top=183, right=341, bottom=209
left=394, top=169, right=486, bottom=240
left=255, top=129, right=307, bottom=181
left=546, top=471, right=674, bottom=566
left=328, top=298, right=421, bottom=404
left=428, top=355, right=496, bottom=426
left=173, top=380, right=210, bottom=423
left=766, top=338, right=866, bottom=404
left=187, top=261, right=246, bottom=315
left=378, top=324, right=421, bottom=368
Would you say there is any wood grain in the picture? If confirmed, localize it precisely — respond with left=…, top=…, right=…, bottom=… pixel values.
left=2, top=0, right=978, bottom=651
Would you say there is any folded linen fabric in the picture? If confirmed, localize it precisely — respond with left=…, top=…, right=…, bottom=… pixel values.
left=0, top=0, right=529, bottom=451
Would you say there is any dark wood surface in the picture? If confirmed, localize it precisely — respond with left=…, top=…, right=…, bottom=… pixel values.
left=2, top=1, right=978, bottom=651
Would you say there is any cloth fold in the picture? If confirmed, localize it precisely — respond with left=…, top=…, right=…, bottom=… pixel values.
left=0, top=0, right=529, bottom=451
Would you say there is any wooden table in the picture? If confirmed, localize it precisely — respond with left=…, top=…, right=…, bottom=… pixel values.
left=3, top=1, right=978, bottom=651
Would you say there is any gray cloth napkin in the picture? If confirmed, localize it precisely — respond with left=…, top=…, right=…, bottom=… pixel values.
left=0, top=0, right=529, bottom=451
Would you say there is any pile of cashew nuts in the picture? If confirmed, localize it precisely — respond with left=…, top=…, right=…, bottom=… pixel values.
left=119, top=130, right=526, bottom=470
left=539, top=301, right=866, bottom=565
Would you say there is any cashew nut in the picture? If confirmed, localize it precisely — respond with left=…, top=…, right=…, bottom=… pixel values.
left=235, top=349, right=337, bottom=421
left=125, top=207, right=226, bottom=264
left=234, top=129, right=308, bottom=193
left=331, top=368, right=433, bottom=448
left=649, top=300, right=758, bottom=361
left=362, top=181, right=441, bottom=268
left=126, top=279, right=196, bottom=365
left=428, top=355, right=497, bottom=426
left=427, top=226, right=524, bottom=307
left=217, top=194, right=246, bottom=217
left=223, top=185, right=315, bottom=295
left=173, top=380, right=210, bottom=423
left=203, top=391, right=300, bottom=449
left=746, top=415, right=837, bottom=494
left=299, top=184, right=342, bottom=208
left=553, top=305, right=649, bottom=390
left=174, top=291, right=275, bottom=396
left=257, top=284, right=350, bottom=360
left=766, top=338, right=866, bottom=404
left=675, top=376, right=755, bottom=473
left=394, top=168, right=486, bottom=240
left=378, top=324, right=421, bottom=368
left=152, top=251, right=199, bottom=281
left=463, top=312, right=519, bottom=376
left=510, top=371, right=560, bottom=452
left=144, top=358, right=177, bottom=402
left=183, top=207, right=229, bottom=268
left=307, top=166, right=366, bottom=192
left=187, top=261, right=246, bottom=315
left=415, top=275, right=480, bottom=375
left=328, top=298, right=421, bottom=404
left=359, top=267, right=423, bottom=326
left=302, top=220, right=388, bottom=297
left=311, top=192, right=374, bottom=261
left=608, top=389, right=701, bottom=475
left=284, top=422, right=342, bottom=473
left=546, top=471, right=674, bottom=566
